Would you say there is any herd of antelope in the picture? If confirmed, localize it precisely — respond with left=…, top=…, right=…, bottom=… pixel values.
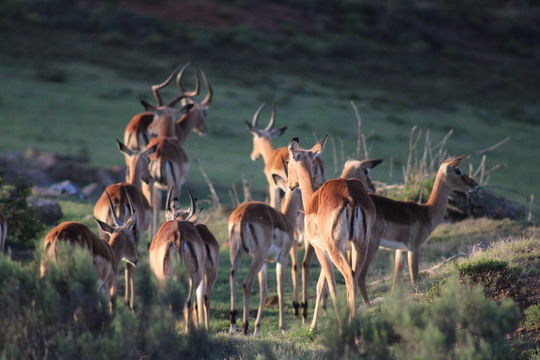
left=31, top=63, right=479, bottom=335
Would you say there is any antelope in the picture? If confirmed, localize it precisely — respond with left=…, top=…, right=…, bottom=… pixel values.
left=367, top=156, right=477, bottom=292
left=165, top=186, right=219, bottom=330
left=284, top=136, right=376, bottom=330
left=41, top=196, right=138, bottom=305
left=228, top=192, right=297, bottom=335
left=148, top=191, right=207, bottom=332
left=0, top=209, right=6, bottom=253
left=93, top=141, right=154, bottom=309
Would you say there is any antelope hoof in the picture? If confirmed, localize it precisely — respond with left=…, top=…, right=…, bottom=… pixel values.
left=292, top=301, right=300, bottom=317
left=301, top=301, right=308, bottom=323
left=280, top=326, right=288, bottom=335
left=229, top=324, right=237, bottom=334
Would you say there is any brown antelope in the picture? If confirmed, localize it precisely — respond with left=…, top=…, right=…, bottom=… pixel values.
left=367, top=156, right=477, bottom=292
left=228, top=193, right=297, bottom=335
left=94, top=141, right=154, bottom=309
left=284, top=136, right=376, bottom=330
left=0, top=209, right=6, bottom=253
left=148, top=191, right=207, bottom=332
left=165, top=187, right=219, bottom=330
left=245, top=103, right=288, bottom=209
left=41, top=199, right=138, bottom=304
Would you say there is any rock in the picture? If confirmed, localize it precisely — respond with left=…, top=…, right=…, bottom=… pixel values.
left=450, top=187, right=526, bottom=220
left=82, top=182, right=104, bottom=201
left=28, top=198, right=63, bottom=225
left=49, top=180, right=82, bottom=198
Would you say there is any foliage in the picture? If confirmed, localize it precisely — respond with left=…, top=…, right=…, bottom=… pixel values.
left=0, top=245, right=222, bottom=359
left=456, top=259, right=522, bottom=299
left=524, top=304, right=540, bottom=331
left=323, top=278, right=520, bottom=360
left=0, top=175, right=44, bottom=249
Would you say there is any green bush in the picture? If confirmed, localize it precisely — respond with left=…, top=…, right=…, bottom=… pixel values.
left=323, top=278, right=520, bottom=360
left=0, top=245, right=222, bottom=359
left=456, top=259, right=522, bottom=299
left=0, top=176, right=45, bottom=249
left=524, top=304, right=540, bottom=331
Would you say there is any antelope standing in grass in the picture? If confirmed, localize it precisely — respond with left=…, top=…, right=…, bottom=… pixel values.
left=284, top=136, right=376, bottom=330
left=148, top=190, right=207, bottom=332
left=94, top=141, right=154, bottom=309
left=228, top=190, right=298, bottom=335
left=0, top=209, right=6, bottom=253
left=165, top=187, right=219, bottom=330
left=246, top=103, right=326, bottom=320
left=41, top=198, right=138, bottom=305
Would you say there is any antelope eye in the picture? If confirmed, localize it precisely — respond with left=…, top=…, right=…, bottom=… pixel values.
left=454, top=168, right=463, bottom=176
left=363, top=169, right=369, bottom=176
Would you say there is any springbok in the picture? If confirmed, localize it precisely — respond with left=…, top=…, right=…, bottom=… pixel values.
left=148, top=191, right=207, bottom=332
left=165, top=187, right=219, bottom=330
left=284, top=136, right=376, bottom=330
left=0, top=209, right=6, bottom=253
left=94, top=142, right=154, bottom=309
left=41, top=198, right=138, bottom=304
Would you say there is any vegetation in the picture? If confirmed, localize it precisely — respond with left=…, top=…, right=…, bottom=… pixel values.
left=0, top=176, right=44, bottom=249
left=456, top=259, right=522, bottom=299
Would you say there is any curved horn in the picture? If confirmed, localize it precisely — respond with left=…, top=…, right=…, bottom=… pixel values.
left=186, top=190, right=197, bottom=220
left=165, top=93, right=188, bottom=108
left=105, top=189, right=122, bottom=227
left=201, top=70, right=213, bottom=105
left=252, top=102, right=266, bottom=127
left=166, top=185, right=176, bottom=212
left=124, top=188, right=135, bottom=218
left=152, top=65, right=181, bottom=106
left=264, top=105, right=276, bottom=131
left=176, top=62, right=200, bottom=97
left=191, top=207, right=203, bottom=224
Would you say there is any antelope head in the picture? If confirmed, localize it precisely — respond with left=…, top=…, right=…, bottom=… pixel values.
left=165, top=186, right=202, bottom=223
left=245, top=103, right=287, bottom=161
left=341, top=159, right=383, bottom=193
left=286, top=136, right=327, bottom=190
left=117, top=139, right=157, bottom=185
left=440, top=156, right=478, bottom=192
left=95, top=189, right=139, bottom=266
left=176, top=63, right=213, bottom=137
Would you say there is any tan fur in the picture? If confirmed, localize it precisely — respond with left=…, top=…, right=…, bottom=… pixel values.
left=124, top=112, right=154, bottom=150
left=228, top=201, right=295, bottom=335
left=286, top=137, right=376, bottom=331
left=149, top=219, right=207, bottom=332
left=40, top=221, right=138, bottom=301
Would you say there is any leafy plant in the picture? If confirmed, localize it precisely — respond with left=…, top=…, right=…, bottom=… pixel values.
left=456, top=259, right=522, bottom=299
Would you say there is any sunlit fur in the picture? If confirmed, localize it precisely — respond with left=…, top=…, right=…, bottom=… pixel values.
left=228, top=201, right=294, bottom=335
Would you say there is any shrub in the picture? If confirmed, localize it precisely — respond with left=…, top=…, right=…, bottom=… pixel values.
left=323, top=278, right=520, bottom=360
left=524, top=304, right=540, bottom=331
left=456, top=259, right=522, bottom=299
left=0, top=176, right=45, bottom=249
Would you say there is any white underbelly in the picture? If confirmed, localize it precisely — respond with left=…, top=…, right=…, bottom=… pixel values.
left=379, top=239, right=409, bottom=251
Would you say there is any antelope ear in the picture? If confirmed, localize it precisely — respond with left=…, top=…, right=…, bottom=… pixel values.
left=364, top=159, right=383, bottom=169
left=140, top=100, right=157, bottom=112
left=94, top=217, right=114, bottom=236
left=309, top=135, right=328, bottom=159
left=272, top=174, right=287, bottom=190
left=288, top=137, right=301, bottom=161
left=116, top=139, right=133, bottom=156
left=444, top=155, right=466, bottom=168
left=270, top=126, right=287, bottom=139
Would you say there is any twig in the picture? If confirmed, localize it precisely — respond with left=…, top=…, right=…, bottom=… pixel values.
left=193, top=158, right=221, bottom=209
left=473, top=137, right=510, bottom=157
left=330, top=136, right=338, bottom=176
left=241, top=175, right=252, bottom=202
left=350, top=100, right=363, bottom=159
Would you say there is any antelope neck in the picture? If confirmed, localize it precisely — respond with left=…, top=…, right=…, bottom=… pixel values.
left=281, top=189, right=301, bottom=229
left=295, top=161, right=316, bottom=210
left=425, top=169, right=452, bottom=225
left=257, top=137, right=275, bottom=164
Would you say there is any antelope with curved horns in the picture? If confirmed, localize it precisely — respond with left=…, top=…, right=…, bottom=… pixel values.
left=148, top=190, right=207, bottom=332
left=41, top=194, right=138, bottom=305
left=94, top=140, right=155, bottom=309
left=245, top=103, right=289, bottom=209
left=0, top=209, right=6, bottom=253
left=284, top=136, right=376, bottom=330
left=165, top=186, right=219, bottom=330
left=228, top=185, right=297, bottom=335
left=174, top=64, right=213, bottom=145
